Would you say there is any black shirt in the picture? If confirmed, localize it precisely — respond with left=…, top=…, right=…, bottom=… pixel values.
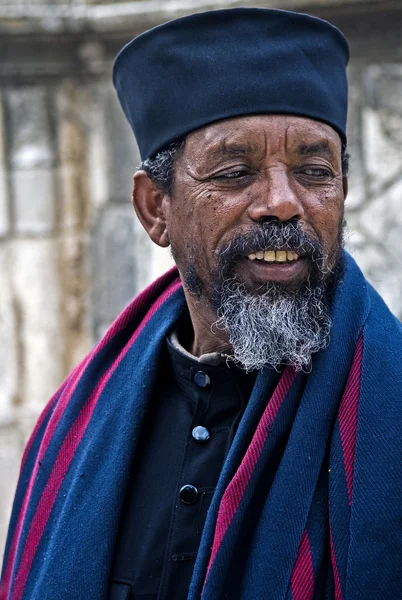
left=108, top=331, right=257, bottom=600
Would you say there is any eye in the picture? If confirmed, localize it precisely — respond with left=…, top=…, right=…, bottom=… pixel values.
left=213, top=169, right=250, bottom=181
left=298, top=166, right=333, bottom=178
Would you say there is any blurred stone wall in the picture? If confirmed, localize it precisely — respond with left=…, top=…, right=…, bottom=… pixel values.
left=0, top=0, right=402, bottom=557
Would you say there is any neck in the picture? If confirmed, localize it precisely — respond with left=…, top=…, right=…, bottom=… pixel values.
left=182, top=288, right=231, bottom=357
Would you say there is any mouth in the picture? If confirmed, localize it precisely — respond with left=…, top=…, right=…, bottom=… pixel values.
left=236, top=248, right=310, bottom=284
left=247, top=250, right=299, bottom=263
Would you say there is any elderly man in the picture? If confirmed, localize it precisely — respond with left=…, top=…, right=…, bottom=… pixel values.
left=2, top=7, right=402, bottom=600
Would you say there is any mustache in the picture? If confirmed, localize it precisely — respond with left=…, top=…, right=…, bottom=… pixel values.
left=217, top=220, right=325, bottom=269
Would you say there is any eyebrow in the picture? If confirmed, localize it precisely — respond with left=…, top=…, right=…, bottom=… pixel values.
left=208, top=141, right=259, bottom=159
left=296, top=141, right=335, bottom=160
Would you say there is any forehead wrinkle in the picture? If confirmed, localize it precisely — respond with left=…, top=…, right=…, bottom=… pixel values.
left=207, top=140, right=260, bottom=160
left=282, top=118, right=341, bottom=158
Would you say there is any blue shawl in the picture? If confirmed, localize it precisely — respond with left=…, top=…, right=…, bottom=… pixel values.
left=1, top=252, right=402, bottom=600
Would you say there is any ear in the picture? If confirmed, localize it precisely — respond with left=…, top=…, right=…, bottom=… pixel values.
left=132, top=171, right=170, bottom=247
left=342, top=176, right=348, bottom=200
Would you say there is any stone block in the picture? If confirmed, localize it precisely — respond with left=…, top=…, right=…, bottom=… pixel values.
left=0, top=92, right=6, bottom=165
left=105, top=86, right=141, bottom=203
left=92, top=202, right=174, bottom=337
left=58, top=164, right=88, bottom=230
left=55, top=80, right=107, bottom=214
left=148, top=244, right=175, bottom=283
left=363, top=67, right=402, bottom=195
left=345, top=66, right=366, bottom=211
left=0, top=424, right=25, bottom=563
left=55, top=83, right=91, bottom=229
left=12, top=168, right=56, bottom=234
left=0, top=246, right=19, bottom=425
left=58, top=118, right=86, bottom=166
left=87, top=83, right=109, bottom=210
left=359, top=178, right=402, bottom=248
left=131, top=212, right=170, bottom=294
left=132, top=209, right=174, bottom=287
left=6, top=87, right=54, bottom=170
left=362, top=107, right=402, bottom=195
left=353, top=178, right=402, bottom=318
left=349, top=240, right=402, bottom=320
left=92, top=204, right=137, bottom=338
left=11, top=238, right=64, bottom=413
left=0, top=169, right=10, bottom=238
left=365, top=65, right=402, bottom=117
left=59, top=232, right=92, bottom=372
left=0, top=94, right=9, bottom=238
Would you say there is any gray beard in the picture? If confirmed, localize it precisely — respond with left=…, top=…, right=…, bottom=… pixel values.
left=213, top=279, right=332, bottom=372
left=177, top=219, right=345, bottom=372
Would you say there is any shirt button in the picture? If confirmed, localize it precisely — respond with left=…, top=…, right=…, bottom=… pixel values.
left=192, top=426, right=210, bottom=443
left=194, top=371, right=211, bottom=388
left=179, top=484, right=199, bottom=505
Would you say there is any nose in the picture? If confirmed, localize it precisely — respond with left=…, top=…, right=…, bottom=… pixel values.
left=247, top=169, right=305, bottom=223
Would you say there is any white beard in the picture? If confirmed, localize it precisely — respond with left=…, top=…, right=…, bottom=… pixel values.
left=213, top=279, right=332, bottom=372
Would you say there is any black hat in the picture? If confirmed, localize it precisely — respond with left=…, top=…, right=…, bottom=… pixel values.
left=113, top=8, right=349, bottom=159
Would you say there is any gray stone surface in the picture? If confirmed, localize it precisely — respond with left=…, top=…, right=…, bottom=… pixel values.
left=92, top=203, right=138, bottom=338
left=133, top=215, right=174, bottom=292
left=105, top=85, right=141, bottom=203
left=362, top=67, right=402, bottom=196
left=362, top=107, right=402, bottom=196
left=6, top=87, right=54, bottom=170
left=0, top=169, right=9, bottom=239
left=0, top=246, right=19, bottom=423
left=56, top=81, right=93, bottom=231
left=12, top=168, right=56, bottom=234
left=59, top=231, right=92, bottom=371
left=0, top=93, right=5, bottom=165
left=352, top=178, right=402, bottom=318
left=0, top=95, right=9, bottom=238
left=10, top=238, right=64, bottom=413
left=345, top=66, right=366, bottom=211
left=58, top=164, right=86, bottom=229
left=0, top=425, right=25, bottom=561
left=92, top=202, right=173, bottom=339
left=86, top=83, right=111, bottom=211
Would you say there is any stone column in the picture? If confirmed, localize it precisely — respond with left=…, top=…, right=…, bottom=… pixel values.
left=56, top=80, right=93, bottom=372
left=6, top=86, right=63, bottom=426
left=347, top=65, right=402, bottom=318
left=0, top=92, right=21, bottom=551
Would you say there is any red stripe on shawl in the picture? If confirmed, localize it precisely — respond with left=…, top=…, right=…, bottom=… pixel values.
left=1, top=272, right=180, bottom=599
left=99, top=267, right=179, bottom=345
left=20, top=388, right=63, bottom=474
left=204, top=366, right=296, bottom=585
left=0, top=269, right=179, bottom=600
left=338, top=332, right=363, bottom=506
left=6, top=277, right=181, bottom=600
left=330, top=522, right=342, bottom=600
left=291, top=528, right=314, bottom=600
left=0, top=364, right=85, bottom=600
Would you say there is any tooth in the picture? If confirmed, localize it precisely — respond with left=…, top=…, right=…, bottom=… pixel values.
left=264, top=251, right=276, bottom=262
left=256, top=251, right=264, bottom=260
left=248, top=253, right=256, bottom=260
left=287, top=251, right=298, bottom=261
left=276, top=251, right=287, bottom=262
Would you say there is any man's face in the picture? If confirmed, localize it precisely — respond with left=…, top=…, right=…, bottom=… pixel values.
left=165, top=114, right=346, bottom=302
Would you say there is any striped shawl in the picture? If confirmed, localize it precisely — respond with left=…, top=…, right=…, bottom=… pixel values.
left=1, top=252, right=402, bottom=600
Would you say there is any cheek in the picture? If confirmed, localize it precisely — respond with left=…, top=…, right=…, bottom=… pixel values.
left=174, top=186, right=230, bottom=248
left=166, top=189, right=220, bottom=267
left=305, top=185, right=345, bottom=248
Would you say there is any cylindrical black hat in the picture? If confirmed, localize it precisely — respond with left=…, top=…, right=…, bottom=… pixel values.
left=113, top=8, right=349, bottom=159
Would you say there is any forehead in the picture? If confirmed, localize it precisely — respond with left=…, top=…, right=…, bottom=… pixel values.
left=183, top=114, right=342, bottom=159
